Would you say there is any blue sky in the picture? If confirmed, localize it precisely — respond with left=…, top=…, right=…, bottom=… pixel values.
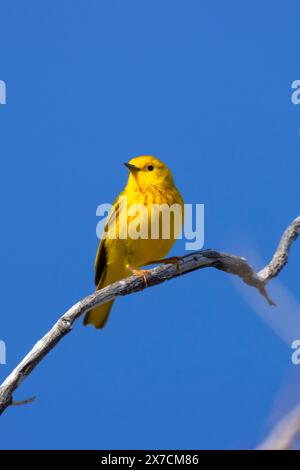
left=0, top=0, right=300, bottom=449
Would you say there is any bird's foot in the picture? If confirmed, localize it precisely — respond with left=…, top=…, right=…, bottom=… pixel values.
left=128, top=267, right=151, bottom=287
left=144, top=256, right=182, bottom=274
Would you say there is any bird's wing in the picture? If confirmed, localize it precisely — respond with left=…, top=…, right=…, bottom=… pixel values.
left=94, top=237, right=108, bottom=287
left=94, top=191, right=126, bottom=286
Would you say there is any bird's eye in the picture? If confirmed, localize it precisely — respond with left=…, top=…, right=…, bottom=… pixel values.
left=147, top=165, right=154, bottom=171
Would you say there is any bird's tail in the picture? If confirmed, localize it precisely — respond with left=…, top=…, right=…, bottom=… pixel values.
left=83, top=300, right=114, bottom=329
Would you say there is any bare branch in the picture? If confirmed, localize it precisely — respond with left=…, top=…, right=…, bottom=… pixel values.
left=257, top=403, right=300, bottom=450
left=258, top=216, right=300, bottom=282
left=0, top=215, right=299, bottom=416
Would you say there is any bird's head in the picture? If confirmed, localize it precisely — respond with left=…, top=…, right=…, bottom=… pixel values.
left=124, top=156, right=174, bottom=190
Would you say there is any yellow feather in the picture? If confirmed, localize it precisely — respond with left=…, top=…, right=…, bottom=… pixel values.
left=83, top=156, right=184, bottom=329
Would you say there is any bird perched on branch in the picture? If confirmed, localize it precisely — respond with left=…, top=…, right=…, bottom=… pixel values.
left=84, top=156, right=184, bottom=328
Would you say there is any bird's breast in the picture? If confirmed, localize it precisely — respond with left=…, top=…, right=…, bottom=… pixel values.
left=114, top=186, right=184, bottom=267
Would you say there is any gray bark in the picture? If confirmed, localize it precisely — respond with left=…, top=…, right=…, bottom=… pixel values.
left=0, top=216, right=299, bottom=422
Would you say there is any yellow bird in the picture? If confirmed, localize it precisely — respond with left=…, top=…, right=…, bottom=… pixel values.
left=84, top=156, right=184, bottom=328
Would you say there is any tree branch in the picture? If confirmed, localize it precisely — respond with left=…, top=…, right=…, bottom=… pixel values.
left=0, top=215, right=299, bottom=416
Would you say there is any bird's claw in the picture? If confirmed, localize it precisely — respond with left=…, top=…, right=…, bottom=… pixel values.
left=128, top=267, right=150, bottom=288
left=144, top=256, right=182, bottom=274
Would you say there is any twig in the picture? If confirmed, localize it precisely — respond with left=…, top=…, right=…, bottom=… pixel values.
left=11, top=396, right=36, bottom=407
left=0, top=216, right=299, bottom=416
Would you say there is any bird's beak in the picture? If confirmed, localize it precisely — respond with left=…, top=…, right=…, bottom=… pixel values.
left=124, top=162, right=140, bottom=172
